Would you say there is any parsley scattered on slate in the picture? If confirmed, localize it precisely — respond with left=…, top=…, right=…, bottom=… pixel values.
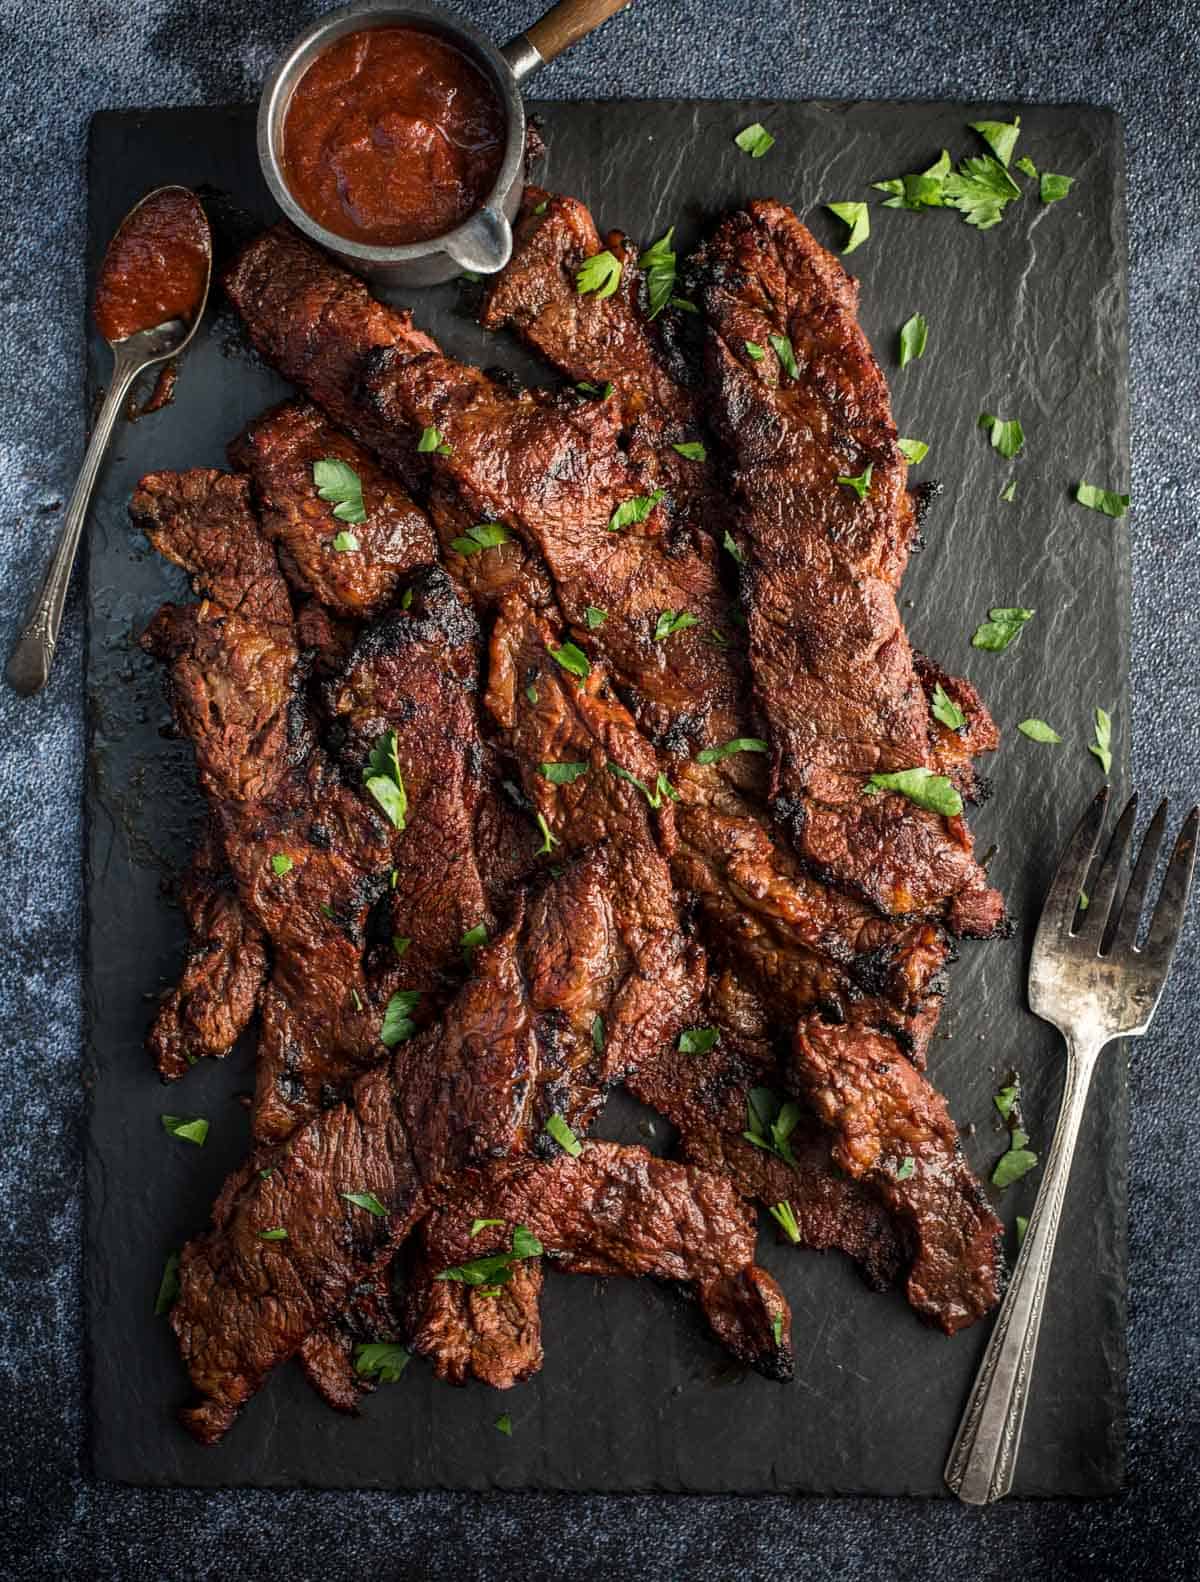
left=825, top=201, right=870, bottom=253
left=969, top=116, right=1022, bottom=167
left=1089, top=707, right=1113, bottom=776
left=161, top=1114, right=209, bottom=1146
left=978, top=412, right=1025, bottom=458
left=1018, top=719, right=1062, bottom=743
left=971, top=606, right=1035, bottom=652
left=154, top=1251, right=181, bottom=1316
left=944, top=155, right=1022, bottom=229
left=1076, top=482, right=1129, bottom=517
left=873, top=148, right=951, bottom=209
left=897, top=437, right=929, bottom=464
left=734, top=122, right=775, bottom=158
left=1040, top=172, right=1074, bottom=203
left=898, top=313, right=928, bottom=367
left=495, top=1414, right=514, bottom=1436
left=1000, top=479, right=1017, bottom=502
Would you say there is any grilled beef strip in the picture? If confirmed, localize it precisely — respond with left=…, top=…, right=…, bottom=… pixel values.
left=403, top=1241, right=545, bottom=1391
left=148, top=819, right=268, bottom=1080
left=697, top=201, right=1004, bottom=937
left=229, top=398, right=437, bottom=617
left=405, top=1141, right=792, bottom=1385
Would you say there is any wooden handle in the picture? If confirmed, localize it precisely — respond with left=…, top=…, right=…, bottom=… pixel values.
left=525, top=0, right=634, bottom=65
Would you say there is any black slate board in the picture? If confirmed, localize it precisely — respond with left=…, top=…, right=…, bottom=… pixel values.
left=85, top=99, right=1130, bottom=1494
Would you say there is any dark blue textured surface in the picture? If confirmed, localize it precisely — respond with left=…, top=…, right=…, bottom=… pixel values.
left=1, top=1, right=1196, bottom=1575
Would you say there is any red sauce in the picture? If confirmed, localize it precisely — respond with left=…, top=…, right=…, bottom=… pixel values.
left=94, top=188, right=210, bottom=343
left=280, top=26, right=506, bottom=247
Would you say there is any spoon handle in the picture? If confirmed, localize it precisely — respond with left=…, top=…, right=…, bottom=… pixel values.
left=7, top=352, right=141, bottom=696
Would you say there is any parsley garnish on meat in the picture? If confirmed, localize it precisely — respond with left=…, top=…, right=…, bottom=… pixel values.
left=380, top=989, right=420, bottom=1047
left=672, top=441, right=706, bottom=462
left=678, top=1027, right=720, bottom=1054
left=471, top=1218, right=504, bottom=1237
left=1076, top=482, right=1129, bottom=517
left=837, top=464, right=874, bottom=501
left=772, top=1314, right=784, bottom=1346
left=364, top=729, right=407, bottom=830
left=608, top=489, right=664, bottom=532
left=436, top=1224, right=545, bottom=1286
left=417, top=425, right=452, bottom=456
left=768, top=1200, right=802, bottom=1244
left=969, top=116, right=1021, bottom=167
left=545, top=1113, right=583, bottom=1157
left=825, top=201, right=870, bottom=254
left=312, top=457, right=366, bottom=524
left=258, top=1227, right=288, bottom=1241
left=695, top=736, right=767, bottom=765
left=1040, top=173, right=1074, bottom=203
left=897, top=437, right=928, bottom=464
left=535, top=812, right=559, bottom=854
left=978, top=412, right=1025, bottom=459
left=332, top=531, right=359, bottom=552
left=606, top=761, right=680, bottom=809
left=734, top=122, right=775, bottom=158
left=722, top=529, right=746, bottom=565
left=744, top=1088, right=802, bottom=1166
left=392, top=935, right=410, bottom=957
left=540, top=761, right=588, bottom=785
left=641, top=227, right=677, bottom=318
left=898, top=313, right=927, bottom=367
left=653, top=609, right=700, bottom=641
left=460, top=922, right=488, bottom=963
left=1018, top=718, right=1062, bottom=743
left=592, top=1014, right=605, bottom=1053
left=548, top=641, right=591, bottom=682
left=353, top=1342, right=410, bottom=1382
left=744, top=340, right=765, bottom=362
left=865, top=767, right=964, bottom=817
left=271, top=853, right=293, bottom=877
left=154, top=1251, right=181, bottom=1316
left=495, top=1413, right=514, bottom=1436
left=1089, top=707, right=1113, bottom=776
left=873, top=149, right=951, bottom=210
left=161, top=1114, right=209, bottom=1146
left=451, top=521, right=512, bottom=556
left=931, top=684, right=966, bottom=730
left=768, top=332, right=799, bottom=378
left=971, top=606, right=1034, bottom=652
left=576, top=380, right=613, bottom=399
left=576, top=250, right=622, bottom=300
left=584, top=605, right=607, bottom=629
left=341, top=1191, right=388, bottom=1216
left=895, top=1157, right=916, bottom=1180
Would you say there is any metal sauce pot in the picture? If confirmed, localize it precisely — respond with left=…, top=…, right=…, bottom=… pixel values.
left=257, top=0, right=634, bottom=287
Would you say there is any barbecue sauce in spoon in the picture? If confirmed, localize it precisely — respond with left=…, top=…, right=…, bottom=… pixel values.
left=280, top=26, right=506, bottom=247
left=93, top=187, right=210, bottom=343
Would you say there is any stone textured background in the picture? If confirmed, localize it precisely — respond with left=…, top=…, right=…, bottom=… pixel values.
left=1, top=1, right=1196, bottom=1576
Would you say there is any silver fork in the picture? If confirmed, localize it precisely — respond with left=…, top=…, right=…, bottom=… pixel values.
left=945, top=787, right=1198, bottom=1504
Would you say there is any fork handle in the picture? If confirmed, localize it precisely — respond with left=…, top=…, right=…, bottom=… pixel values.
left=945, top=1035, right=1104, bottom=1503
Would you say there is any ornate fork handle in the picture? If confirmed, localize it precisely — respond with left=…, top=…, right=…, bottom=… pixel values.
left=7, top=354, right=141, bottom=696
left=945, top=1033, right=1105, bottom=1503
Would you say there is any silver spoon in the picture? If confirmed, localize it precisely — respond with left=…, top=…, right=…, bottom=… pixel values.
left=7, top=185, right=212, bottom=696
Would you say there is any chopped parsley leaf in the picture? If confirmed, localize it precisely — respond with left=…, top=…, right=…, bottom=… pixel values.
left=535, top=812, right=559, bottom=855
left=154, top=1251, right=181, bottom=1316
left=744, top=1087, right=802, bottom=1167
left=899, top=313, right=928, bottom=367
left=332, top=530, right=360, bottom=552
left=825, top=201, right=870, bottom=254
left=584, top=605, right=607, bottom=629
left=271, top=853, right=293, bottom=877
left=606, top=761, right=679, bottom=810
left=161, top=1114, right=209, bottom=1146
left=873, top=148, right=951, bottom=210
left=544, top=1113, right=582, bottom=1157
left=969, top=115, right=1021, bottom=168
left=592, top=1014, right=605, bottom=1053
left=837, top=464, right=874, bottom=501
left=865, top=767, right=964, bottom=817
left=1089, top=707, right=1113, bottom=776
left=364, top=729, right=407, bottom=830
left=768, top=1200, right=802, bottom=1244
left=695, top=736, right=768, bottom=765
left=931, top=683, right=966, bottom=731
left=341, top=1190, right=387, bottom=1217
left=1016, top=1215, right=1029, bottom=1244
left=548, top=641, right=591, bottom=681
left=745, top=340, right=765, bottom=362
left=768, top=332, right=798, bottom=378
left=353, top=1342, right=410, bottom=1382
left=471, top=1218, right=504, bottom=1237
left=1015, top=155, right=1038, bottom=180
left=608, top=489, right=664, bottom=532
left=1076, top=482, right=1129, bottom=518
left=672, top=441, right=706, bottom=462
left=641, top=227, right=678, bottom=319
left=576, top=250, right=622, bottom=299
left=540, top=761, right=589, bottom=785
left=734, top=122, right=775, bottom=158
left=1018, top=718, right=1062, bottom=743
left=437, top=1224, right=544, bottom=1286
left=495, top=1413, right=513, bottom=1436
left=971, top=606, right=1034, bottom=652
left=722, top=529, right=746, bottom=564
left=653, top=608, right=700, bottom=641
left=1040, top=172, right=1074, bottom=204
left=392, top=935, right=410, bottom=957
left=897, top=437, right=928, bottom=465
left=993, top=1139, right=1038, bottom=1189
left=895, top=1156, right=916, bottom=1180
left=978, top=412, right=1025, bottom=459
left=944, top=154, right=1022, bottom=229
left=460, top=922, right=488, bottom=963
left=417, top=426, right=452, bottom=456
left=313, top=457, right=366, bottom=524
left=576, top=379, right=614, bottom=399
left=451, top=521, right=512, bottom=556
left=772, top=1313, right=784, bottom=1347
left=1000, top=478, right=1017, bottom=502
left=380, top=989, right=421, bottom=1047
left=678, top=1027, right=720, bottom=1055
left=258, top=1227, right=288, bottom=1241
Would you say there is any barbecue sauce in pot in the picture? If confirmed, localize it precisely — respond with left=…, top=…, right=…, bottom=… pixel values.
left=280, top=26, right=506, bottom=247
left=94, top=188, right=210, bottom=343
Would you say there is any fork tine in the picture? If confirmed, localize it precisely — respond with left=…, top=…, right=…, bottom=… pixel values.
left=1079, top=792, right=1138, bottom=945
left=1031, top=787, right=1110, bottom=955
left=1143, top=805, right=1199, bottom=969
left=1110, top=799, right=1169, bottom=954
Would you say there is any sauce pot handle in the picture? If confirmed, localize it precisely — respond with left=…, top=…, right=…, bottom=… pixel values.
left=504, top=0, right=634, bottom=80
left=444, top=206, right=514, bottom=276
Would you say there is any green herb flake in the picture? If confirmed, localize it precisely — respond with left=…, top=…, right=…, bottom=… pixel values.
left=672, top=441, right=707, bottom=462
left=969, top=115, right=1021, bottom=168
left=435, top=1224, right=544, bottom=1288
left=548, top=641, right=591, bottom=682
left=584, top=605, right=607, bottom=630
left=768, top=1200, right=802, bottom=1244
left=380, top=989, right=421, bottom=1047
left=1000, top=478, right=1017, bottom=502
left=460, top=269, right=482, bottom=283
left=679, top=1026, right=720, bottom=1055
left=417, top=425, right=452, bottom=456
left=540, top=761, right=589, bottom=785
left=341, top=1190, right=388, bottom=1217
left=161, top=1114, right=209, bottom=1147
left=331, top=530, right=360, bottom=552
left=259, top=1167, right=274, bottom=1180
left=1018, top=718, right=1062, bottom=743
left=873, top=148, right=951, bottom=210
left=392, top=935, right=410, bottom=958
left=722, top=529, right=746, bottom=565
left=978, top=412, right=1025, bottom=459
left=471, top=1218, right=504, bottom=1237
left=606, top=761, right=679, bottom=810
left=460, top=922, right=488, bottom=963
left=364, top=728, right=408, bottom=831
left=258, top=1227, right=289, bottom=1241
left=495, top=1413, right=513, bottom=1436
left=825, top=201, right=870, bottom=254
left=533, top=200, right=548, bottom=217
left=525, top=683, right=539, bottom=705
left=653, top=608, right=700, bottom=642
left=1076, top=481, right=1129, bottom=518
left=768, top=332, right=799, bottom=379
left=931, top=684, right=967, bottom=731
left=450, top=521, right=512, bottom=557
left=591, top=1013, right=605, bottom=1054
left=895, top=1156, right=916, bottom=1181
left=837, top=464, right=874, bottom=501
left=1016, top=155, right=1039, bottom=180
left=734, top=122, right=775, bottom=158
left=1079, top=890, right=1090, bottom=912
left=944, top=154, right=1022, bottom=229
left=576, top=380, right=614, bottom=399
left=744, top=1087, right=803, bottom=1167
left=772, top=1313, right=784, bottom=1346
left=994, top=1081, right=1019, bottom=1121
left=400, top=587, right=413, bottom=609
left=576, top=249, right=622, bottom=300
left=993, top=1143, right=1039, bottom=1189
left=899, top=313, right=928, bottom=368
left=608, top=489, right=665, bottom=533
left=350, top=987, right=363, bottom=1012
left=641, top=227, right=678, bottom=319
left=545, top=1113, right=582, bottom=1157
left=1089, top=707, right=1113, bottom=776
left=1040, top=172, right=1074, bottom=204
left=353, top=1342, right=411, bottom=1383
left=154, top=1250, right=181, bottom=1316
left=865, top=767, right=963, bottom=818
left=897, top=437, right=929, bottom=465
left=695, top=736, right=768, bottom=766
left=270, top=853, right=293, bottom=877
left=1016, top=1215, right=1029, bottom=1245
left=535, top=812, right=559, bottom=855
left=312, top=457, right=366, bottom=524
left=971, top=606, right=1035, bottom=652
left=745, top=340, right=765, bottom=362
left=671, top=296, right=699, bottom=313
